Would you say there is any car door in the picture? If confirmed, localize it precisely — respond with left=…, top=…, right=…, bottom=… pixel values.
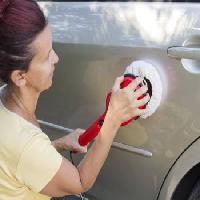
left=33, top=1, right=200, bottom=200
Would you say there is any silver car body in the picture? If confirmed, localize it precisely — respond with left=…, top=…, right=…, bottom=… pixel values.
left=3, top=1, right=200, bottom=200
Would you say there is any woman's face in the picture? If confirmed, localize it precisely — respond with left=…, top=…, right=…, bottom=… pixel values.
left=25, top=25, right=59, bottom=92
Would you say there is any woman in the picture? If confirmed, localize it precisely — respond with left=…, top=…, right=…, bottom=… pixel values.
left=0, top=0, right=150, bottom=200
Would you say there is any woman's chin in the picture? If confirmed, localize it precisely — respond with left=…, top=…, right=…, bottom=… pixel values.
left=41, top=80, right=53, bottom=92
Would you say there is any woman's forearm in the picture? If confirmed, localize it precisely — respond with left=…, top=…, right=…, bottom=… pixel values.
left=52, top=137, right=71, bottom=153
left=52, top=138, right=64, bottom=153
left=77, top=110, right=121, bottom=191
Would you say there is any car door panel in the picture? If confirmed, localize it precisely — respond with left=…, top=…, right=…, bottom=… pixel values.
left=0, top=2, right=199, bottom=200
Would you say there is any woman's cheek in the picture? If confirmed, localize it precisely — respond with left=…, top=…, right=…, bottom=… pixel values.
left=45, top=60, right=54, bottom=76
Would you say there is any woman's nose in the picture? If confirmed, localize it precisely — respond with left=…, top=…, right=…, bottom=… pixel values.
left=52, top=49, right=59, bottom=64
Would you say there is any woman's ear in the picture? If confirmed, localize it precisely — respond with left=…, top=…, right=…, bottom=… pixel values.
left=10, top=70, right=26, bottom=86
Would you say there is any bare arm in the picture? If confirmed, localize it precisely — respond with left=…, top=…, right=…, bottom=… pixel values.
left=51, top=137, right=70, bottom=153
left=40, top=110, right=120, bottom=197
left=40, top=76, right=150, bottom=197
left=76, top=110, right=121, bottom=191
left=51, top=129, right=87, bottom=153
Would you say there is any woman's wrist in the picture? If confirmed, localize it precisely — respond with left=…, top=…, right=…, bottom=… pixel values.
left=98, top=109, right=121, bottom=141
left=105, top=109, right=121, bottom=129
left=52, top=137, right=71, bottom=152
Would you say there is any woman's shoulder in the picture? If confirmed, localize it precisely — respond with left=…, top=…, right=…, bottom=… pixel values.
left=0, top=96, right=48, bottom=144
left=0, top=108, right=49, bottom=174
left=0, top=112, right=44, bottom=146
left=0, top=101, right=43, bottom=138
left=0, top=87, right=45, bottom=142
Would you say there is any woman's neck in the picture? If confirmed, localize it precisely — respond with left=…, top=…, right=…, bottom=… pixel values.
left=1, top=84, right=41, bottom=128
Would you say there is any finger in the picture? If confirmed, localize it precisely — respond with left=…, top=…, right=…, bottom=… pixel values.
left=125, top=76, right=144, bottom=92
left=112, top=76, right=124, bottom=92
left=76, top=128, right=85, bottom=135
left=133, top=85, right=148, bottom=99
left=133, top=108, right=148, bottom=116
left=82, top=146, right=87, bottom=153
left=76, top=128, right=85, bottom=132
left=79, top=146, right=87, bottom=153
left=134, top=94, right=150, bottom=107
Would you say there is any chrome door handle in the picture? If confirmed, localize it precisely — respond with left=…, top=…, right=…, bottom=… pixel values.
left=167, top=46, right=200, bottom=60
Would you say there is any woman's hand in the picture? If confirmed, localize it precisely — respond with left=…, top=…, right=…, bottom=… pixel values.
left=64, top=129, right=87, bottom=153
left=52, top=129, right=87, bottom=153
left=107, top=76, right=150, bottom=124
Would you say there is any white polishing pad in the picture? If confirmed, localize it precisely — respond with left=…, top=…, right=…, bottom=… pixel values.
left=124, top=60, right=162, bottom=118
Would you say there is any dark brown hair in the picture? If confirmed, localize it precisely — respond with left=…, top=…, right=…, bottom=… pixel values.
left=0, top=0, right=47, bottom=83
